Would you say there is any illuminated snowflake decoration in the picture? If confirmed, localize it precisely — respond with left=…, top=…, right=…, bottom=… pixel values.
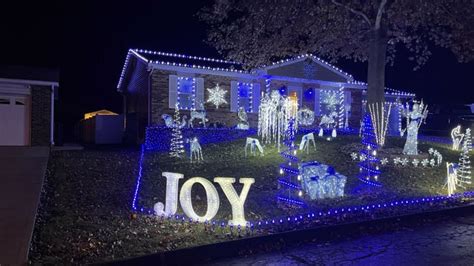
left=421, top=159, right=430, bottom=167
left=350, top=152, right=359, bottom=161
left=206, top=84, right=227, bottom=109
left=412, top=158, right=420, bottom=167
left=381, top=158, right=388, bottom=165
left=400, top=158, right=409, bottom=166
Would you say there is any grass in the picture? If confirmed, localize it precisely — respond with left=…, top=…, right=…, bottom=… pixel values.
left=29, top=134, right=473, bottom=264
left=138, top=134, right=464, bottom=220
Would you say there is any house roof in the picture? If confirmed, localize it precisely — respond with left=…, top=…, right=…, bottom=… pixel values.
left=263, top=54, right=354, bottom=81
left=117, top=49, right=415, bottom=97
left=0, top=65, right=59, bottom=83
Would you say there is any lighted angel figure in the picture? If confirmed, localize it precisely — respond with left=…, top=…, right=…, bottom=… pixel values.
left=451, top=125, right=464, bottom=151
left=401, top=100, right=428, bottom=155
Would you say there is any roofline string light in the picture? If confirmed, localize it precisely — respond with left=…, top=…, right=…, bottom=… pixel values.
left=117, top=49, right=415, bottom=98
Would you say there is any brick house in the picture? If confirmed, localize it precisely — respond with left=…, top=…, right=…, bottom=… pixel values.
left=117, top=49, right=414, bottom=143
left=0, top=66, right=58, bottom=146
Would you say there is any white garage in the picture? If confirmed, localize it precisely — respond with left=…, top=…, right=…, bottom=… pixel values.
left=0, top=90, right=30, bottom=145
left=0, top=67, right=58, bottom=146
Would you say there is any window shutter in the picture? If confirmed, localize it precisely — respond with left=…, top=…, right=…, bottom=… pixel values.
left=168, top=75, right=178, bottom=109
left=230, top=81, right=238, bottom=112
left=252, top=83, right=261, bottom=113
left=314, top=89, right=321, bottom=115
left=196, top=77, right=204, bottom=110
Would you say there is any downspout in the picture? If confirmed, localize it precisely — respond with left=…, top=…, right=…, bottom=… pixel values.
left=50, top=85, right=55, bottom=146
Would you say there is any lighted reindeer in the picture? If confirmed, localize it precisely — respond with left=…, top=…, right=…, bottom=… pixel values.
left=318, top=112, right=338, bottom=137
left=188, top=104, right=208, bottom=128
left=188, top=138, right=203, bottom=162
left=299, top=132, right=316, bottom=153
left=245, top=137, right=264, bottom=156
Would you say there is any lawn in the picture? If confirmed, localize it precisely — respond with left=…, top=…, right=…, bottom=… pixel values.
left=29, top=133, right=473, bottom=264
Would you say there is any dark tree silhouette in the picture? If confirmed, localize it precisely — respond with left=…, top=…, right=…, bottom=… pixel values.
left=200, top=0, right=474, bottom=106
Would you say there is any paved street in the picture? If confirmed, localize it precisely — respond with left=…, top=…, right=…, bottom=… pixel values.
left=207, top=211, right=474, bottom=265
left=0, top=147, right=49, bottom=265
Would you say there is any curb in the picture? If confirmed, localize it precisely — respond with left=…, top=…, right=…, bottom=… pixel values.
left=107, top=203, right=474, bottom=265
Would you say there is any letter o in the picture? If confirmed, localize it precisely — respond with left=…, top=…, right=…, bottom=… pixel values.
left=179, top=177, right=220, bottom=222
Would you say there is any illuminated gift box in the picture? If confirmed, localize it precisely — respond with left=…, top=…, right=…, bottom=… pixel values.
left=299, top=161, right=346, bottom=200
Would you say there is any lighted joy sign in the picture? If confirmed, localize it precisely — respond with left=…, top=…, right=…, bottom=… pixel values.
left=153, top=172, right=255, bottom=226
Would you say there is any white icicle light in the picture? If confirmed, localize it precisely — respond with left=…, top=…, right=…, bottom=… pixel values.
left=154, top=172, right=184, bottom=216
left=368, top=102, right=392, bottom=147
left=214, top=177, right=255, bottom=226
left=258, top=90, right=297, bottom=151
left=179, top=177, right=220, bottom=222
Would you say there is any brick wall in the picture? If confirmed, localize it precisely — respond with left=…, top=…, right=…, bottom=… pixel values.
left=151, top=71, right=259, bottom=128
left=31, top=86, right=51, bottom=146
left=150, top=70, right=364, bottom=130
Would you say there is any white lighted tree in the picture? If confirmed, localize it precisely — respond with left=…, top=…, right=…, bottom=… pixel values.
left=401, top=100, right=428, bottom=155
left=457, top=128, right=472, bottom=186
left=170, top=104, right=185, bottom=158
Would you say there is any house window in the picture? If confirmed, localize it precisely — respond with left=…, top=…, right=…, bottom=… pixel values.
left=238, top=82, right=253, bottom=112
left=177, top=77, right=196, bottom=110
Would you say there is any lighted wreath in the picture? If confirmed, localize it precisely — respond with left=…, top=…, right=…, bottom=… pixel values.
left=297, top=108, right=315, bottom=126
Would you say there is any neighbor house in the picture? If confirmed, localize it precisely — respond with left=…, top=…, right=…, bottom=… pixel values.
left=0, top=66, right=58, bottom=146
left=117, top=49, right=415, bottom=143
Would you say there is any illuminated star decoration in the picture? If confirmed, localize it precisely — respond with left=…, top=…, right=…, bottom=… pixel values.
left=206, top=84, right=227, bottom=109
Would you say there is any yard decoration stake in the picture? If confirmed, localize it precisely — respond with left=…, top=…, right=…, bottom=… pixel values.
left=154, top=172, right=184, bottom=216
left=214, top=177, right=255, bottom=226
left=179, top=177, right=220, bottom=222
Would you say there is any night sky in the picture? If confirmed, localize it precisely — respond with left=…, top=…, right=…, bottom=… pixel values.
left=1, top=1, right=473, bottom=138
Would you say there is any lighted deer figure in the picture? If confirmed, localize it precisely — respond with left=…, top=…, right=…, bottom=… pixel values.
left=189, top=103, right=208, bottom=128
left=189, top=138, right=203, bottom=162
left=299, top=132, right=316, bottom=153
left=245, top=137, right=264, bottom=156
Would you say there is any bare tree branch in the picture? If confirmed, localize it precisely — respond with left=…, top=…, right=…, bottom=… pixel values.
left=331, top=0, right=371, bottom=27
left=375, top=0, right=388, bottom=29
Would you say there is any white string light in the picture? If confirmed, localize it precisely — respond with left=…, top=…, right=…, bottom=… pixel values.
left=179, top=177, right=220, bottom=222
left=214, top=177, right=255, bottom=226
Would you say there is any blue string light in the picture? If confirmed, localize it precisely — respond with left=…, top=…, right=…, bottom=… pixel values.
left=277, top=118, right=305, bottom=206
left=358, top=113, right=382, bottom=187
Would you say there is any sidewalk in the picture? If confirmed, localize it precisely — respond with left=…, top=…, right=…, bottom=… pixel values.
left=0, top=147, right=49, bottom=265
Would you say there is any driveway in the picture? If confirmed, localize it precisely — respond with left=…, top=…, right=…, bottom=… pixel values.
left=0, top=146, right=49, bottom=265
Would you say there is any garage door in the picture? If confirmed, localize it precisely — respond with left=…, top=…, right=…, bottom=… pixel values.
left=0, top=94, right=30, bottom=145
